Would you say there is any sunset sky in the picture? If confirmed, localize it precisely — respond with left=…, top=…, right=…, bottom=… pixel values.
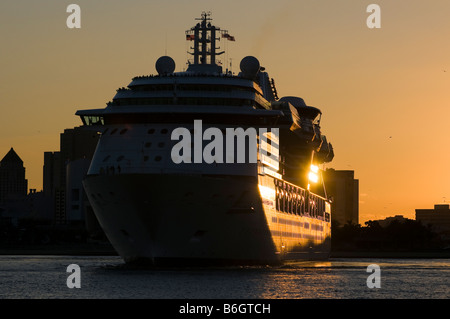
left=1, top=0, right=449, bottom=224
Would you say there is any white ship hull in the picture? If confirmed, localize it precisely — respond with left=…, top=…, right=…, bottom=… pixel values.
left=84, top=173, right=331, bottom=265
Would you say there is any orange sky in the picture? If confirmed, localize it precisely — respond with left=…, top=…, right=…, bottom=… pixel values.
left=1, top=0, right=450, bottom=224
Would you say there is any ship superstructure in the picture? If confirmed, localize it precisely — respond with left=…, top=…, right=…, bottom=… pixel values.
left=76, top=12, right=334, bottom=265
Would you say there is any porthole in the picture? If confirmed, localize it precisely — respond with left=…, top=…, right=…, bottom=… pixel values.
left=120, top=128, right=128, bottom=135
left=145, top=142, right=152, bottom=148
left=158, top=142, right=165, bottom=148
left=111, top=128, right=118, bottom=135
left=161, top=128, right=168, bottom=134
left=148, top=128, right=155, bottom=134
left=155, top=156, right=162, bottom=162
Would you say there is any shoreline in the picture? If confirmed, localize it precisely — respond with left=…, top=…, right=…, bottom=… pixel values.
left=1, top=246, right=449, bottom=259
left=0, top=243, right=118, bottom=256
left=330, top=250, right=450, bottom=259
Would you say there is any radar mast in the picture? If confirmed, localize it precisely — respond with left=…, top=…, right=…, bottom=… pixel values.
left=185, top=12, right=234, bottom=72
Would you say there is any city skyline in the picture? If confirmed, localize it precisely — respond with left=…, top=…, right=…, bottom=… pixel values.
left=1, top=0, right=449, bottom=224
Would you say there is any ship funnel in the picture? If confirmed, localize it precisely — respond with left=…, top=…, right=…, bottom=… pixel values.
left=240, top=56, right=260, bottom=79
left=155, top=56, right=176, bottom=75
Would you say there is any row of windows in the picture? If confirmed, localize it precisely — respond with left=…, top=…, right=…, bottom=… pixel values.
left=101, top=154, right=164, bottom=164
left=129, top=84, right=255, bottom=93
left=275, top=184, right=307, bottom=216
left=270, top=230, right=323, bottom=240
left=272, top=215, right=323, bottom=232
left=82, top=116, right=104, bottom=126
left=148, top=128, right=168, bottom=134
left=275, top=180, right=326, bottom=220
left=105, top=128, right=128, bottom=135
left=98, top=155, right=165, bottom=175
left=272, top=217, right=307, bottom=229
left=144, top=141, right=165, bottom=148
left=132, top=73, right=237, bottom=80
left=110, top=97, right=254, bottom=107
left=103, top=127, right=171, bottom=136
left=104, top=127, right=272, bottom=136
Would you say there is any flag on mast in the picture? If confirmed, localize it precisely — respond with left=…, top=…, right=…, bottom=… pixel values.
left=222, top=33, right=235, bottom=41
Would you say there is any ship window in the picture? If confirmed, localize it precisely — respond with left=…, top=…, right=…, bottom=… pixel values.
left=155, top=156, right=162, bottom=162
left=103, top=128, right=109, bottom=135
left=143, top=156, right=149, bottom=162
left=111, top=128, right=118, bottom=135
left=292, top=194, right=297, bottom=215
left=161, top=128, right=168, bottom=134
left=83, top=115, right=104, bottom=126
left=158, top=142, right=165, bottom=148
left=117, top=155, right=124, bottom=162
left=145, top=142, right=152, bottom=148
left=148, top=128, right=155, bottom=134
left=276, top=187, right=280, bottom=211
left=120, top=128, right=128, bottom=135
left=103, top=155, right=111, bottom=162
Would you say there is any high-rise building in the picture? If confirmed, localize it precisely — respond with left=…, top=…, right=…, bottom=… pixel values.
left=43, top=127, right=100, bottom=224
left=43, top=151, right=61, bottom=198
left=323, top=168, right=359, bottom=226
left=0, top=148, right=28, bottom=203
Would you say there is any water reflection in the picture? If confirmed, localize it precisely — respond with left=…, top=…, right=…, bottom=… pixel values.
left=1, top=256, right=449, bottom=299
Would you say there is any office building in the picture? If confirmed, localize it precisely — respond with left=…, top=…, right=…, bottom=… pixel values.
left=323, top=168, right=359, bottom=226
left=416, top=204, right=450, bottom=234
left=43, top=126, right=99, bottom=224
left=0, top=148, right=28, bottom=203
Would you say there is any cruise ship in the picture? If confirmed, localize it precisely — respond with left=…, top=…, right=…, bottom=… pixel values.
left=76, top=12, right=334, bottom=265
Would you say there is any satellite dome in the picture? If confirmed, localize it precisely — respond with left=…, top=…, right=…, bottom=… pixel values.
left=240, top=56, right=260, bottom=79
left=155, top=56, right=176, bottom=75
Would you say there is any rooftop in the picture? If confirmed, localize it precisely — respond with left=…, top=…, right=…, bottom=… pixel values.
left=1, top=148, right=23, bottom=165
